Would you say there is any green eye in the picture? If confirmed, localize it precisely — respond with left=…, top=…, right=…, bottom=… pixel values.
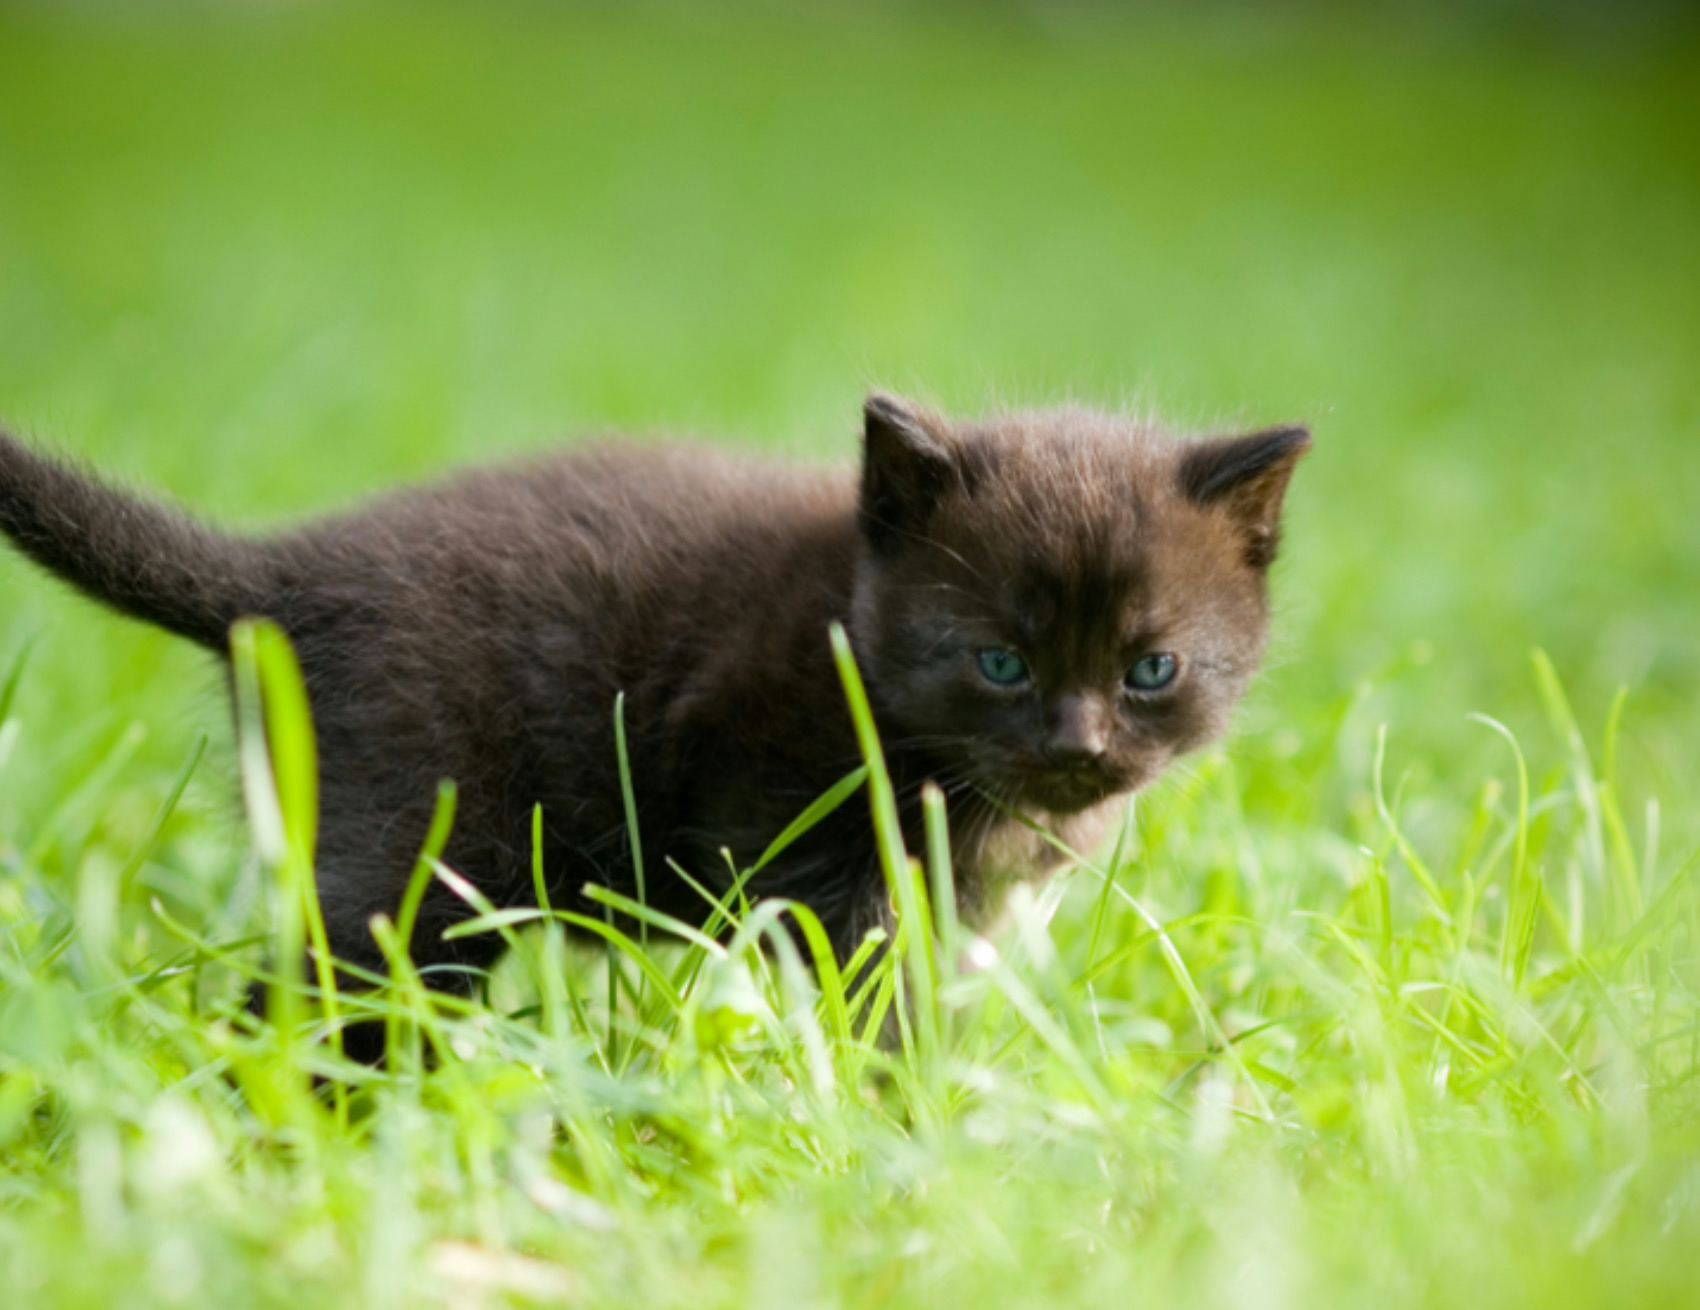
left=977, top=648, right=1030, bottom=686
left=1126, top=653, right=1179, bottom=692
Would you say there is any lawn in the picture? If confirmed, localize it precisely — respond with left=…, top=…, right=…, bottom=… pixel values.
left=1, top=3, right=1699, bottom=1306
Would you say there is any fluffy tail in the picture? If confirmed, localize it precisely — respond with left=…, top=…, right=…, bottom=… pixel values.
left=0, top=429, right=269, bottom=651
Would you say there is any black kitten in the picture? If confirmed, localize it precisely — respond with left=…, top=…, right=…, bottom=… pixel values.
left=0, top=394, right=1309, bottom=987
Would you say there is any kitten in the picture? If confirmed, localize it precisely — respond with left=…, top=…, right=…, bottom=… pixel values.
left=0, top=394, right=1308, bottom=993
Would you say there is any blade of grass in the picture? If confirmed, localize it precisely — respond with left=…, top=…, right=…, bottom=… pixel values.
left=396, top=781, right=459, bottom=957
left=0, top=631, right=39, bottom=727
left=1471, top=713, right=1537, bottom=990
left=116, top=734, right=206, bottom=891
left=751, top=766, right=869, bottom=873
left=830, top=622, right=938, bottom=1072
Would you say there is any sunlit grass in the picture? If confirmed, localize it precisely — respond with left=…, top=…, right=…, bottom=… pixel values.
left=1, top=612, right=1695, bottom=1308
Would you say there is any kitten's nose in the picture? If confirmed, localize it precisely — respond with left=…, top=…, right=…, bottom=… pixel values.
left=1045, top=694, right=1109, bottom=763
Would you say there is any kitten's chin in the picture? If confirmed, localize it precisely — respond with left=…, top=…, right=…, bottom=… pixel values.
left=998, top=756, right=1169, bottom=816
left=1008, top=771, right=1126, bottom=817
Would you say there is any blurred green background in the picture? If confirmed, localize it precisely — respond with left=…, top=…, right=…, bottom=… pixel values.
left=0, top=0, right=1696, bottom=847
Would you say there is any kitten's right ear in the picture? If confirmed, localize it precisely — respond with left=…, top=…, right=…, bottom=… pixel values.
left=860, top=392, right=958, bottom=550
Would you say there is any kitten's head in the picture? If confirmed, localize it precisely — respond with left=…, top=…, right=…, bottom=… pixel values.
left=849, top=392, right=1310, bottom=815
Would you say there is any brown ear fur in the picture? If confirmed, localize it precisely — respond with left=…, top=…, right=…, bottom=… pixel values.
left=1177, top=425, right=1312, bottom=569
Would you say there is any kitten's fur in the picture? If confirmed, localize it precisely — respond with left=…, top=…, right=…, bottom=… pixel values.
left=0, top=394, right=1308, bottom=990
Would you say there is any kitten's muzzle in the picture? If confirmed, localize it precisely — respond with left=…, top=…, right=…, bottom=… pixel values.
left=1018, top=697, right=1118, bottom=812
left=1019, top=757, right=1119, bottom=814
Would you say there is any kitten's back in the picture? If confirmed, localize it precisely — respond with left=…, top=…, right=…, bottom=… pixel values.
left=0, top=431, right=855, bottom=663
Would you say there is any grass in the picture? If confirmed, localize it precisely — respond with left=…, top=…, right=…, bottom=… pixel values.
left=2, top=2, right=1700, bottom=1306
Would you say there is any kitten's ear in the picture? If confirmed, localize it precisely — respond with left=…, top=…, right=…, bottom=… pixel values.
left=1177, top=425, right=1312, bottom=569
left=860, top=392, right=959, bottom=549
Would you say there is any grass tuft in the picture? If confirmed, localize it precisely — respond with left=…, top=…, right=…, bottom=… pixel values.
left=7, top=618, right=1700, bottom=1306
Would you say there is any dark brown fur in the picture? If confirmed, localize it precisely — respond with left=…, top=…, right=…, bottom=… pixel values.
left=0, top=394, right=1308, bottom=991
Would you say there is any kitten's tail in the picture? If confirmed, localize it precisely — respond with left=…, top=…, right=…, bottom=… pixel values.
left=0, top=429, right=270, bottom=652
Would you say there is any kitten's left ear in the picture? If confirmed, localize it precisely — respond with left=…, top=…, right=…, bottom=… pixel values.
left=1177, top=425, right=1312, bottom=569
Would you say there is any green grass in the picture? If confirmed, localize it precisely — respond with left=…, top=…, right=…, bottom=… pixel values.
left=3, top=3, right=1700, bottom=1306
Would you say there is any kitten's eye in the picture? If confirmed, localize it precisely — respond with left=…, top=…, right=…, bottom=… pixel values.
left=976, top=648, right=1030, bottom=687
left=1125, top=653, right=1179, bottom=692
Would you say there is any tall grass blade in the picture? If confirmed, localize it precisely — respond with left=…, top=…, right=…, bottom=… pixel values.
left=829, top=622, right=939, bottom=1070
